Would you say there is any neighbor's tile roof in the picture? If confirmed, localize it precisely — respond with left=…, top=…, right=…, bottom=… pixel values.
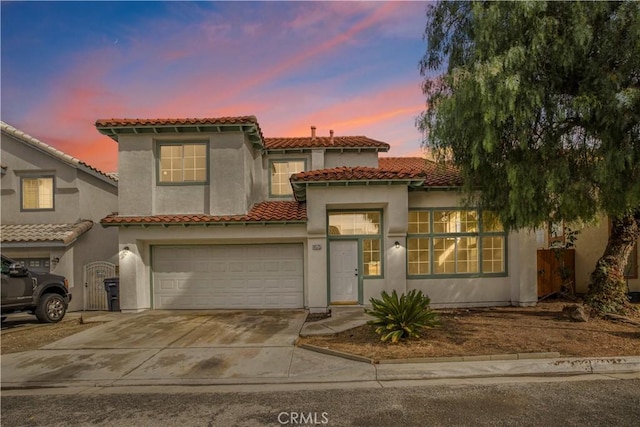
left=291, top=166, right=425, bottom=182
left=1, top=121, right=117, bottom=185
left=379, top=157, right=462, bottom=187
left=264, top=136, right=390, bottom=151
left=101, top=201, right=306, bottom=225
left=0, top=221, right=94, bottom=245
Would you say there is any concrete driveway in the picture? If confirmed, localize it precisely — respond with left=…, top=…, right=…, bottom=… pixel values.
left=1, top=310, right=373, bottom=388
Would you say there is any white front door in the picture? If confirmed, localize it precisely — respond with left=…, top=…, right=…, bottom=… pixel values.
left=330, top=240, right=359, bottom=304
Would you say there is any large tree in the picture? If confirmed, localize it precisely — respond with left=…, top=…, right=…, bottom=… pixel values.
left=419, top=1, right=640, bottom=315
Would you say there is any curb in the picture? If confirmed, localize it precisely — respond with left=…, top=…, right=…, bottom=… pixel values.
left=297, top=343, right=562, bottom=365
left=297, top=343, right=374, bottom=364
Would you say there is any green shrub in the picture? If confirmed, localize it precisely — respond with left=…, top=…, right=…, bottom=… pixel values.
left=364, top=289, right=440, bottom=343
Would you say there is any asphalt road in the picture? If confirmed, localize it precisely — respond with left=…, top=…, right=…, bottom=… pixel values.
left=2, top=378, right=639, bottom=426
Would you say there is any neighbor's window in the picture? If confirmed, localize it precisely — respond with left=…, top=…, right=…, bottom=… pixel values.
left=158, top=143, right=207, bottom=184
left=328, top=211, right=382, bottom=277
left=407, top=209, right=506, bottom=276
left=270, top=160, right=305, bottom=196
left=22, top=177, right=54, bottom=210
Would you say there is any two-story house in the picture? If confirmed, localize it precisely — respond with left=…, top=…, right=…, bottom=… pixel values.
left=96, top=116, right=538, bottom=313
left=1, top=121, right=119, bottom=312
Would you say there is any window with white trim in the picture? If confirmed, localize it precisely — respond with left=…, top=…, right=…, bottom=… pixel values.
left=158, top=143, right=207, bottom=184
left=270, top=160, right=305, bottom=196
left=407, top=209, right=506, bottom=277
left=22, top=176, right=54, bottom=210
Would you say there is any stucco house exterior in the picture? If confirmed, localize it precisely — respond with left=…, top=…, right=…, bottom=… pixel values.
left=537, top=219, right=639, bottom=296
left=1, top=121, right=119, bottom=312
left=96, top=116, right=538, bottom=313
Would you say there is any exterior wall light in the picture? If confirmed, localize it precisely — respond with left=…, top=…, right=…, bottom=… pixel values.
left=394, top=241, right=400, bottom=249
left=123, top=246, right=130, bottom=251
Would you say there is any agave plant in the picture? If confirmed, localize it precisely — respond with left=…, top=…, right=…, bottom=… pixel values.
left=364, top=289, right=439, bottom=343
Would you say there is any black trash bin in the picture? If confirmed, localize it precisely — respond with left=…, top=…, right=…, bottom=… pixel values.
left=103, top=277, right=120, bottom=312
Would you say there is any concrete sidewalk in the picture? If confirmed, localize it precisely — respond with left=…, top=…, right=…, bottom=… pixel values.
left=1, top=309, right=639, bottom=390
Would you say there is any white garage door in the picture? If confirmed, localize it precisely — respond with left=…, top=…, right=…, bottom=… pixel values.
left=152, top=244, right=304, bottom=309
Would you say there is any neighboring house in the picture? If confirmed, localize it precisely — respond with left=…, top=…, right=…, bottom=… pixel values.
left=96, top=116, right=538, bottom=313
left=1, top=121, right=119, bottom=311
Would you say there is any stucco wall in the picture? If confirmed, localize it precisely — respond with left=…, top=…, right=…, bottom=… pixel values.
left=117, top=131, right=262, bottom=216
left=406, top=191, right=538, bottom=308
left=324, top=151, right=378, bottom=168
left=116, top=224, right=308, bottom=311
left=1, top=133, right=81, bottom=224
left=572, top=218, right=640, bottom=293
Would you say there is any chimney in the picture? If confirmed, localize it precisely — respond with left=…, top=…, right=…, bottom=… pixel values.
left=329, top=129, right=334, bottom=144
left=311, top=126, right=316, bottom=140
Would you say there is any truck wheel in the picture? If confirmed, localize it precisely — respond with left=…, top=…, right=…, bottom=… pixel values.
left=35, top=293, right=67, bottom=323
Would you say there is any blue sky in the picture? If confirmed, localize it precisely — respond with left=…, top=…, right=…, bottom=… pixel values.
left=1, top=1, right=431, bottom=172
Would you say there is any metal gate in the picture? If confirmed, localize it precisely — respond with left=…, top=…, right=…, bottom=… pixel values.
left=83, top=261, right=116, bottom=310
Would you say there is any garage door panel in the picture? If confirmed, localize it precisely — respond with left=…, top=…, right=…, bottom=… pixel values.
left=153, top=244, right=304, bottom=309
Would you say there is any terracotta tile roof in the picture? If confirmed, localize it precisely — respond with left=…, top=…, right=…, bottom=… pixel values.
left=379, top=157, right=462, bottom=187
left=291, top=166, right=425, bottom=182
left=95, top=116, right=265, bottom=146
left=264, top=136, right=390, bottom=151
left=0, top=221, right=94, bottom=245
left=101, top=201, right=306, bottom=226
left=1, top=121, right=117, bottom=185
left=95, top=116, right=259, bottom=128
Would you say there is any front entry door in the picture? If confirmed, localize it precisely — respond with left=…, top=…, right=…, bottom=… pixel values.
left=330, top=240, right=359, bottom=304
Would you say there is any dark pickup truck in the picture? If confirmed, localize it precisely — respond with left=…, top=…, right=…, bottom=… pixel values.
left=1, top=254, right=72, bottom=323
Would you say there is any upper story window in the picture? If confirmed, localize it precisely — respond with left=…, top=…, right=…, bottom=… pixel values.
left=270, top=160, right=305, bottom=197
left=407, top=209, right=506, bottom=277
left=21, top=176, right=54, bottom=210
left=158, top=143, right=207, bottom=184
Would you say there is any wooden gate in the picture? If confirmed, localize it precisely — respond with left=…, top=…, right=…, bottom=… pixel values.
left=83, top=261, right=116, bottom=310
left=537, top=249, right=575, bottom=297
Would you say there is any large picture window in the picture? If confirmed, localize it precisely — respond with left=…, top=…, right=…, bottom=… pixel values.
left=158, top=143, right=207, bottom=184
left=407, top=209, right=506, bottom=277
left=328, top=211, right=382, bottom=277
left=270, top=160, right=305, bottom=196
left=22, top=176, right=54, bottom=210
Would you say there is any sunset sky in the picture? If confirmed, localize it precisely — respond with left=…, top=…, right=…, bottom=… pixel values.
left=1, top=1, right=432, bottom=173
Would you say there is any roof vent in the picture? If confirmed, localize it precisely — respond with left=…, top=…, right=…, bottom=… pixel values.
left=329, top=130, right=334, bottom=144
left=311, top=126, right=316, bottom=140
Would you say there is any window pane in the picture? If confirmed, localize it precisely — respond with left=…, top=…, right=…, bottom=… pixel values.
left=159, top=144, right=205, bottom=183
left=408, top=211, right=430, bottom=234
left=271, top=160, right=305, bottom=196
left=407, top=237, right=430, bottom=275
left=456, top=237, right=478, bottom=273
left=482, top=236, right=505, bottom=273
left=482, top=211, right=504, bottom=232
left=363, top=238, right=381, bottom=276
left=433, top=237, right=456, bottom=274
left=433, top=210, right=456, bottom=233
left=328, top=212, right=380, bottom=235
left=22, top=177, right=53, bottom=209
left=22, top=178, right=38, bottom=209
left=433, top=210, right=477, bottom=233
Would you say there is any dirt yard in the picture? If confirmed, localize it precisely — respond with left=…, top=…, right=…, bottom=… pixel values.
left=299, top=301, right=640, bottom=361
left=1, top=317, right=100, bottom=355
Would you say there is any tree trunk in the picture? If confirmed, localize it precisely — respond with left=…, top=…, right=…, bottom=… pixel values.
left=586, top=209, right=640, bottom=316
